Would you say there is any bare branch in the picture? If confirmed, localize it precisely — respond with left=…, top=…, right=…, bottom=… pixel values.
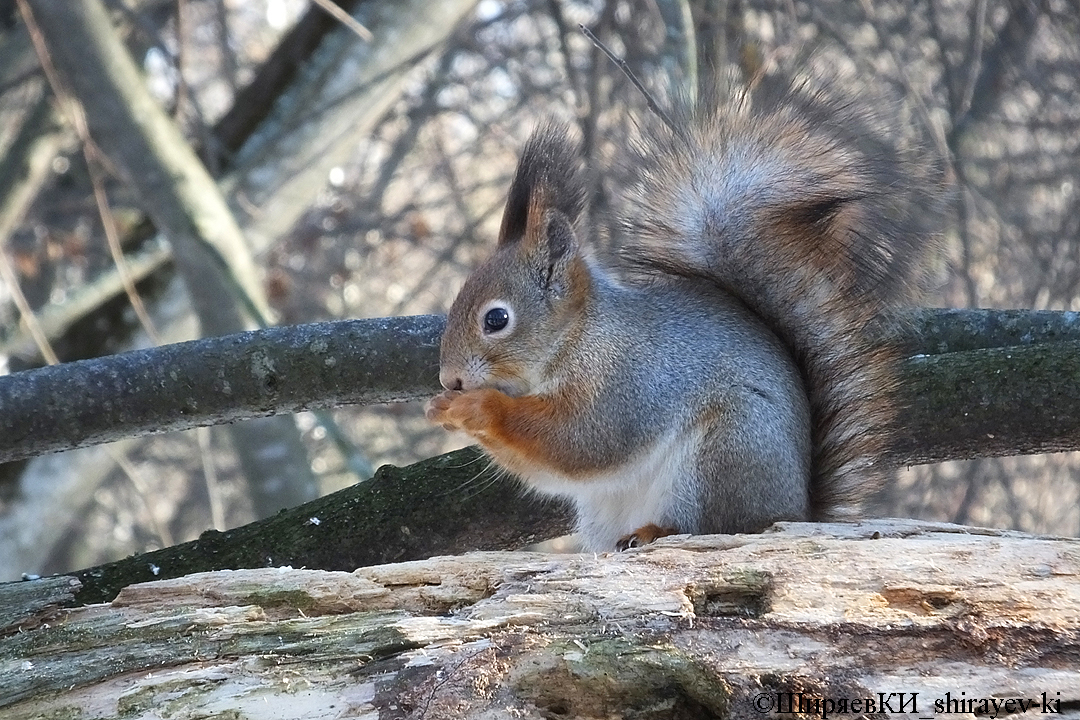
left=21, top=0, right=321, bottom=514
left=579, top=23, right=681, bottom=137
left=309, top=0, right=372, bottom=42
left=0, top=309, right=1078, bottom=468
left=0, top=315, right=444, bottom=464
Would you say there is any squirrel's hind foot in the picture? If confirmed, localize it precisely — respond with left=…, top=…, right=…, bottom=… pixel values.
left=615, top=523, right=679, bottom=551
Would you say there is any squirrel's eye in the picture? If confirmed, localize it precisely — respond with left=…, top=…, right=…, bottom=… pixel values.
left=483, top=307, right=510, bottom=334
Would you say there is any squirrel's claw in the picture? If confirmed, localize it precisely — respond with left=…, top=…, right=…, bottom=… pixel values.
left=426, top=389, right=504, bottom=435
left=425, top=390, right=464, bottom=431
left=616, top=523, right=679, bottom=551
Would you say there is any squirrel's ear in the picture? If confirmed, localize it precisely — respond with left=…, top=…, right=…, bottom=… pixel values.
left=534, top=210, right=581, bottom=298
left=544, top=210, right=576, bottom=263
left=498, top=123, right=585, bottom=247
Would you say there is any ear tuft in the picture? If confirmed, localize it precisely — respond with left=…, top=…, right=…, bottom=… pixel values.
left=498, top=122, right=586, bottom=247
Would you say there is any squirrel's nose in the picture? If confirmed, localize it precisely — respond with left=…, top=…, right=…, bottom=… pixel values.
left=439, top=370, right=463, bottom=391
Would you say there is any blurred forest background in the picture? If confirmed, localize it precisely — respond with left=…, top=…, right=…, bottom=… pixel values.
left=0, top=0, right=1077, bottom=581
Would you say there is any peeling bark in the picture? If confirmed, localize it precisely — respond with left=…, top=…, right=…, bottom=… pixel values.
left=2, top=520, right=1077, bottom=718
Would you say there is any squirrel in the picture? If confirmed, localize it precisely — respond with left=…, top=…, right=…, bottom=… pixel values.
left=426, top=78, right=944, bottom=552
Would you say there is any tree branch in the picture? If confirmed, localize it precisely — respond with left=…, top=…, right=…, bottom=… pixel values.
left=0, top=315, right=444, bottom=463
left=0, top=308, right=1077, bottom=467
left=68, top=445, right=572, bottom=605
left=20, top=0, right=320, bottom=514
left=0, top=307, right=1072, bottom=602
left=221, top=0, right=481, bottom=254
left=21, top=0, right=270, bottom=333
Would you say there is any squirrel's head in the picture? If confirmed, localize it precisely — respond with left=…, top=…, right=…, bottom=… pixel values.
left=440, top=123, right=589, bottom=397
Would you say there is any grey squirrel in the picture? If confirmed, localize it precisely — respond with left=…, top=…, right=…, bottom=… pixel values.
left=426, top=79, right=944, bottom=551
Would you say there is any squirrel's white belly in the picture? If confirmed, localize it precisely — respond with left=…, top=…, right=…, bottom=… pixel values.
left=521, top=428, right=701, bottom=551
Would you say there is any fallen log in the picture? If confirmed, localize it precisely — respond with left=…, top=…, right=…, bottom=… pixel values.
left=2, top=519, right=1077, bottom=718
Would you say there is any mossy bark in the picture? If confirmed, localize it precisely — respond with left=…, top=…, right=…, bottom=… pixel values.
left=59, top=447, right=571, bottom=605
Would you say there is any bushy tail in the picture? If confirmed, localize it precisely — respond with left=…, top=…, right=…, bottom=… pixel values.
left=619, top=78, right=947, bottom=517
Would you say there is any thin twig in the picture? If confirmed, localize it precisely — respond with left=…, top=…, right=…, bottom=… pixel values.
left=197, top=426, right=227, bottom=531
left=0, top=248, right=59, bottom=365
left=578, top=23, right=680, bottom=136
left=17, top=1, right=89, bottom=152
left=310, top=0, right=373, bottom=42
left=87, top=152, right=163, bottom=344
left=108, top=446, right=175, bottom=547
left=16, top=0, right=175, bottom=554
left=175, top=0, right=190, bottom=119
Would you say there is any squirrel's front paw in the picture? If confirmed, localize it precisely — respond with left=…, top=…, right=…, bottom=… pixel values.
left=425, top=389, right=500, bottom=435
left=425, top=390, right=464, bottom=431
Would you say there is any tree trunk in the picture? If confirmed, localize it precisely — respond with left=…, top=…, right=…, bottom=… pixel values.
left=2, top=520, right=1077, bottom=718
left=221, top=0, right=480, bottom=254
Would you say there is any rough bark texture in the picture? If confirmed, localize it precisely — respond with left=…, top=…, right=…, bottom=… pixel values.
left=893, top=338, right=1080, bottom=465
left=905, top=307, right=1080, bottom=354
left=0, top=315, right=444, bottom=463
left=893, top=308, right=1080, bottom=465
left=2, top=520, right=1077, bottom=718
